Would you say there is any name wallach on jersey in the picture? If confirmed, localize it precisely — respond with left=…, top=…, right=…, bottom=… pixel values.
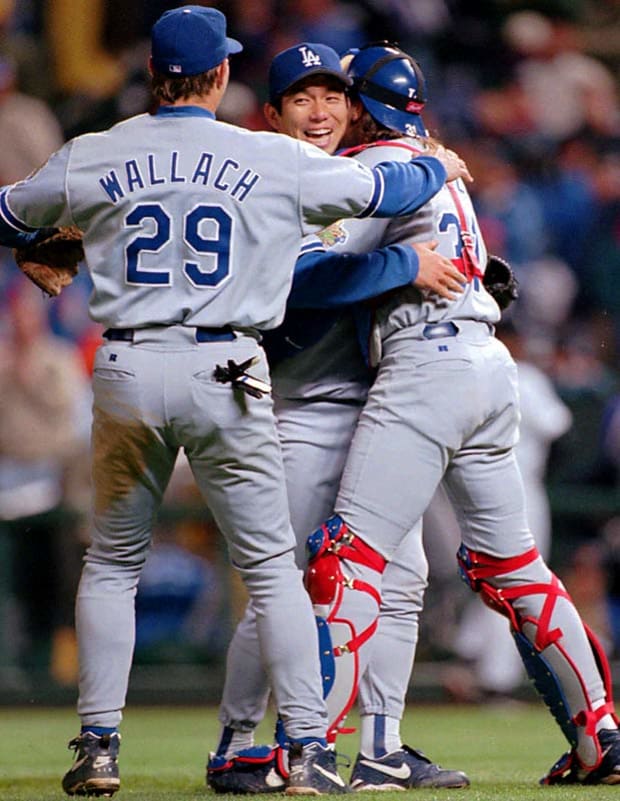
left=98, top=150, right=262, bottom=204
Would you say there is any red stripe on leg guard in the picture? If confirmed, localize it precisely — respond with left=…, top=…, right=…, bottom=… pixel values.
left=326, top=575, right=382, bottom=656
left=459, top=545, right=539, bottom=585
left=329, top=524, right=387, bottom=574
left=459, top=546, right=568, bottom=649
left=583, top=622, right=619, bottom=726
left=573, top=703, right=617, bottom=737
left=495, top=577, right=571, bottom=650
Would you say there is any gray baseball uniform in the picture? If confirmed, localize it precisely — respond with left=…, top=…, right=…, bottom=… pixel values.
left=316, top=138, right=614, bottom=769
left=0, top=110, right=447, bottom=740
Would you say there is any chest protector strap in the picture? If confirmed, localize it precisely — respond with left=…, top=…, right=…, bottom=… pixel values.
left=339, top=140, right=484, bottom=283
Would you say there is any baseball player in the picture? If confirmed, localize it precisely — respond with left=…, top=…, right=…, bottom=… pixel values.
left=207, top=43, right=469, bottom=794
left=0, top=9, right=470, bottom=796
left=302, top=42, right=620, bottom=786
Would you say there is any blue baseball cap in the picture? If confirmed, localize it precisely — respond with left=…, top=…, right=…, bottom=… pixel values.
left=151, top=5, right=243, bottom=77
left=268, top=42, right=352, bottom=103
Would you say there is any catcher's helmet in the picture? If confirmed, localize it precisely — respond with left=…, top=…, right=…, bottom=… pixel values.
left=345, top=43, right=427, bottom=137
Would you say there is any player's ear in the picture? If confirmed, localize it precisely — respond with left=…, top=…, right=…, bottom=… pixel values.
left=349, top=99, right=363, bottom=123
left=147, top=56, right=154, bottom=77
left=214, top=58, right=229, bottom=90
left=263, top=102, right=281, bottom=132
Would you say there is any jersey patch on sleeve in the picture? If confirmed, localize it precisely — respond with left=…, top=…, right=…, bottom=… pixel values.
left=317, top=220, right=349, bottom=248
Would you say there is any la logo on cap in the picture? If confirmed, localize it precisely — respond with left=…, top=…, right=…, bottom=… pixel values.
left=299, top=46, right=322, bottom=68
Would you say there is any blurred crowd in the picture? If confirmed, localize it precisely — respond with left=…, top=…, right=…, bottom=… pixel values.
left=2, top=0, right=620, bottom=693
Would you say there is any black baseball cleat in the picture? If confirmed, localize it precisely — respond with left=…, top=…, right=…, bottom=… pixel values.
left=541, top=728, right=620, bottom=785
left=349, top=744, right=470, bottom=791
left=286, top=741, right=350, bottom=795
left=62, top=731, right=121, bottom=797
left=207, top=745, right=289, bottom=794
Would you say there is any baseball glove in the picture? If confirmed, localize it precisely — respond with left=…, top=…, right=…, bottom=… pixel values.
left=483, top=254, right=519, bottom=311
left=13, top=225, right=84, bottom=297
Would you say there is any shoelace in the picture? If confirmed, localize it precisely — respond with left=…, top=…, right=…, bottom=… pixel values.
left=334, top=749, right=352, bottom=772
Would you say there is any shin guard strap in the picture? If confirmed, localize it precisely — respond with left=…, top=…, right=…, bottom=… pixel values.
left=492, top=575, right=571, bottom=650
left=458, top=544, right=539, bottom=586
left=327, top=577, right=382, bottom=657
left=584, top=622, right=619, bottom=726
left=573, top=703, right=616, bottom=737
left=309, top=515, right=387, bottom=573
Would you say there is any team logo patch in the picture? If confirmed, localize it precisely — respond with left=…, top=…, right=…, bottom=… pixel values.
left=169, top=64, right=182, bottom=73
left=317, top=221, right=348, bottom=247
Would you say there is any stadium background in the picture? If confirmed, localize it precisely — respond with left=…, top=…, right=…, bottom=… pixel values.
left=1, top=0, right=620, bottom=706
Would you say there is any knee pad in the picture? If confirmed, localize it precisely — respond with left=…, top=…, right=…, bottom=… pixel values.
left=457, top=544, right=617, bottom=770
left=305, top=515, right=386, bottom=655
left=305, top=515, right=387, bottom=742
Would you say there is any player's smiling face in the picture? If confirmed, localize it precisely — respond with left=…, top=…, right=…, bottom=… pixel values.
left=267, top=78, right=350, bottom=155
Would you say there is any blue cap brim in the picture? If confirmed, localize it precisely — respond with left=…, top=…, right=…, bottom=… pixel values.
left=227, top=37, right=243, bottom=56
left=272, top=67, right=352, bottom=103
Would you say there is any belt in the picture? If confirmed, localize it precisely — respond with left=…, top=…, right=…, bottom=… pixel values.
left=103, top=326, right=236, bottom=343
left=422, top=322, right=458, bottom=340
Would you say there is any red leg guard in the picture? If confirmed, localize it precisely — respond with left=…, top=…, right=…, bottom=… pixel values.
left=305, top=515, right=387, bottom=742
left=457, top=543, right=618, bottom=770
left=305, top=515, right=386, bottom=655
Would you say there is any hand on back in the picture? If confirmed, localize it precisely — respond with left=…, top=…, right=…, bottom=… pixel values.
left=411, top=240, right=466, bottom=300
left=430, top=145, right=473, bottom=184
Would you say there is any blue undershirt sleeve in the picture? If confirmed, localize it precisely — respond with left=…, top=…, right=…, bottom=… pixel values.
left=289, top=244, right=419, bottom=308
left=363, top=156, right=447, bottom=218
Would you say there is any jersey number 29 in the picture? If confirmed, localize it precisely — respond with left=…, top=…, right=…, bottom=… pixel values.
left=125, top=202, right=232, bottom=287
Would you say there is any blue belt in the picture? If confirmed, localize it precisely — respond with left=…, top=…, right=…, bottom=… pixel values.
left=422, top=322, right=458, bottom=340
left=103, top=326, right=236, bottom=343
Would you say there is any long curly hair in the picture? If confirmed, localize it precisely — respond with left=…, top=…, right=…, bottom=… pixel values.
left=344, top=103, right=445, bottom=154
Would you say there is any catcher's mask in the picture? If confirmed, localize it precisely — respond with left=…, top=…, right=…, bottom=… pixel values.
left=345, top=42, right=427, bottom=137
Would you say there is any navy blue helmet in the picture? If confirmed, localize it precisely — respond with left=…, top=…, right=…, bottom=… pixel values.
left=345, top=43, right=427, bottom=137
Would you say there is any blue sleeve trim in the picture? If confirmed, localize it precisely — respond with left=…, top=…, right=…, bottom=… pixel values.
left=357, top=170, right=385, bottom=218
left=0, top=189, right=43, bottom=248
left=0, top=189, right=37, bottom=233
left=371, top=156, right=446, bottom=217
left=299, top=240, right=325, bottom=255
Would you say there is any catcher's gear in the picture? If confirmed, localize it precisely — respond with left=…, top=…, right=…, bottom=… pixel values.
left=207, top=746, right=289, bottom=794
left=483, top=254, right=519, bottom=310
left=345, top=42, right=427, bottom=137
left=305, top=515, right=387, bottom=742
left=458, top=543, right=617, bottom=772
left=541, top=727, right=620, bottom=785
left=13, top=225, right=83, bottom=297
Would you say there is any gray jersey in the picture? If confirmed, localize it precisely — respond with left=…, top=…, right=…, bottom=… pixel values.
left=309, top=138, right=500, bottom=344
left=0, top=109, right=392, bottom=331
